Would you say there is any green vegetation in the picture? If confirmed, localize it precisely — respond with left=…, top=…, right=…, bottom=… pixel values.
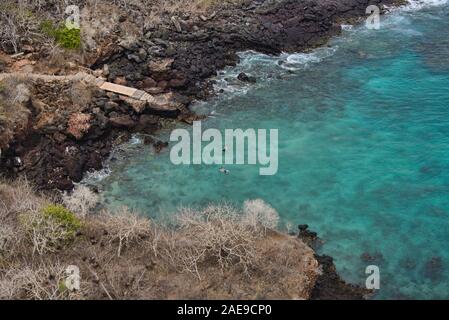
left=42, top=204, right=82, bottom=235
left=16, top=203, right=82, bottom=255
left=40, top=20, right=81, bottom=49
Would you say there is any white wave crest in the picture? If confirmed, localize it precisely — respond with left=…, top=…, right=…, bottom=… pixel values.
left=280, top=46, right=337, bottom=71
left=401, top=0, right=448, bottom=11
left=84, top=167, right=111, bottom=182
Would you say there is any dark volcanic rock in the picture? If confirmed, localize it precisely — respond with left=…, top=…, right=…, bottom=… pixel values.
left=237, top=72, right=257, bottom=83
left=297, top=225, right=372, bottom=300
left=298, top=224, right=319, bottom=247
left=310, top=254, right=373, bottom=300
left=100, top=0, right=400, bottom=100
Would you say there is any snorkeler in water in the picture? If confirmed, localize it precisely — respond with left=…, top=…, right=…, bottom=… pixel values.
left=219, top=167, right=230, bottom=175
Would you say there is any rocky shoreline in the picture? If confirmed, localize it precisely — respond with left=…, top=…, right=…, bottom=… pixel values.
left=0, top=0, right=403, bottom=299
left=0, top=0, right=402, bottom=191
left=297, top=224, right=372, bottom=299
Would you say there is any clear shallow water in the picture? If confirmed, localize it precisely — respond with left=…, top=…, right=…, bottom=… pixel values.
left=90, top=2, right=449, bottom=299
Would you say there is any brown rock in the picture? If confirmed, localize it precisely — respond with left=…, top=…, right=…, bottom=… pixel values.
left=35, top=113, right=56, bottom=131
left=157, top=80, right=168, bottom=89
left=53, top=132, right=67, bottom=143
left=31, top=98, right=47, bottom=113
left=171, top=16, right=182, bottom=32
left=113, top=77, right=127, bottom=85
left=119, top=96, right=147, bottom=114
left=137, top=114, right=160, bottom=133
left=109, top=115, right=136, bottom=128
left=146, top=92, right=181, bottom=118
left=11, top=59, right=33, bottom=72
left=169, top=78, right=187, bottom=88
left=143, top=77, right=157, bottom=88
left=67, top=113, right=92, bottom=140
left=148, top=58, right=174, bottom=73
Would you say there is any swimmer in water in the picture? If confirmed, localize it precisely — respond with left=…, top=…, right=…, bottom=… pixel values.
left=219, top=167, right=230, bottom=175
left=222, top=145, right=228, bottom=153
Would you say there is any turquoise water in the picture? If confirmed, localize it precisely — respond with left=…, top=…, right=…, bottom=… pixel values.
left=91, top=2, right=449, bottom=299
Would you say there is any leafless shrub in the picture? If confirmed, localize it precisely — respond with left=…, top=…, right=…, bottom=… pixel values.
left=242, top=199, right=279, bottom=232
left=169, top=204, right=260, bottom=279
left=0, top=178, right=51, bottom=257
left=0, top=177, right=46, bottom=217
left=0, top=262, right=69, bottom=300
left=20, top=210, right=75, bottom=256
left=0, top=223, right=17, bottom=258
left=62, top=185, right=99, bottom=218
left=0, top=2, right=42, bottom=53
left=94, top=208, right=151, bottom=257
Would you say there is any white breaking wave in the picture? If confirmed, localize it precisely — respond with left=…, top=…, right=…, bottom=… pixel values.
left=129, top=134, right=142, bottom=145
left=212, top=45, right=338, bottom=96
left=280, top=46, right=338, bottom=71
left=401, top=0, right=448, bottom=11
left=208, top=0, right=449, bottom=109
left=83, top=166, right=112, bottom=182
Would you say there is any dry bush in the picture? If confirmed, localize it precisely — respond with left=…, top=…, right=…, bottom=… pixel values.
left=0, top=2, right=41, bottom=53
left=0, top=179, right=81, bottom=257
left=0, top=177, right=47, bottom=218
left=0, top=0, right=83, bottom=54
left=0, top=178, right=49, bottom=257
left=0, top=223, right=17, bottom=258
left=62, top=184, right=99, bottom=218
left=20, top=212, right=67, bottom=255
left=92, top=207, right=151, bottom=257
left=0, top=77, right=32, bottom=150
left=111, top=0, right=219, bottom=15
left=0, top=262, right=70, bottom=300
left=242, top=199, right=279, bottom=232
left=167, top=204, right=261, bottom=279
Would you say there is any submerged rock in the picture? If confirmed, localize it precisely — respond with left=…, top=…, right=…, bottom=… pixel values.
left=237, top=72, right=257, bottom=83
left=424, top=257, right=444, bottom=281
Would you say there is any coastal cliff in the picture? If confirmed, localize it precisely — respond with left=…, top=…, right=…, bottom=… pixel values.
left=0, top=0, right=404, bottom=299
